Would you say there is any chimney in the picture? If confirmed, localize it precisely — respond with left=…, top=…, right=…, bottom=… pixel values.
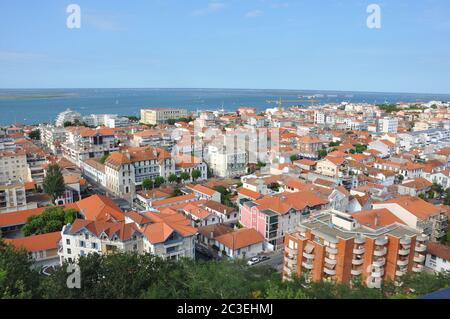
left=210, top=231, right=214, bottom=239
left=374, top=213, right=380, bottom=227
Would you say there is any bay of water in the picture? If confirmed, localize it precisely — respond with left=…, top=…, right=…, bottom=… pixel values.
left=0, top=88, right=449, bottom=125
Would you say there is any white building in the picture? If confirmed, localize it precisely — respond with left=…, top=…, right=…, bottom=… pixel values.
left=62, top=127, right=119, bottom=166
left=39, top=124, right=67, bottom=154
left=377, top=117, right=398, bottom=134
left=0, top=149, right=30, bottom=183
left=55, top=109, right=82, bottom=127
left=206, top=145, right=247, bottom=178
left=425, top=242, right=450, bottom=273
left=140, top=108, right=188, bottom=125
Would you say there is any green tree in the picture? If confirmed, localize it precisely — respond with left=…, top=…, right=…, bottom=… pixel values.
left=43, top=164, right=65, bottom=203
left=0, top=240, right=41, bottom=298
left=22, top=207, right=78, bottom=236
left=168, top=173, right=178, bottom=184
left=29, top=129, right=40, bottom=140
left=318, top=149, right=327, bottom=159
left=142, top=178, right=153, bottom=190
left=170, top=188, right=183, bottom=197
left=154, top=176, right=165, bottom=187
left=180, top=172, right=191, bottom=182
left=191, top=169, right=202, bottom=181
left=99, top=154, right=109, bottom=164
left=268, top=182, right=280, bottom=192
left=290, top=154, right=299, bottom=162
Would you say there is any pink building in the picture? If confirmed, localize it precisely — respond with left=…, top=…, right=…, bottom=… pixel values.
left=239, top=191, right=328, bottom=250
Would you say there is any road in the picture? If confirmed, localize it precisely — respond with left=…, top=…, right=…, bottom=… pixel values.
left=252, top=251, right=284, bottom=272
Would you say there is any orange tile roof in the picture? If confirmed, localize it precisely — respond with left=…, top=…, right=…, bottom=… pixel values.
left=215, top=228, right=264, bottom=250
left=352, top=208, right=405, bottom=229
left=0, top=207, right=47, bottom=227
left=254, top=191, right=328, bottom=215
left=188, top=184, right=217, bottom=197
left=238, top=187, right=263, bottom=200
left=427, top=242, right=450, bottom=260
left=69, top=219, right=140, bottom=241
left=142, top=210, right=197, bottom=243
left=401, top=177, right=433, bottom=190
left=74, top=195, right=124, bottom=222
left=383, top=196, right=441, bottom=219
left=4, top=231, right=61, bottom=252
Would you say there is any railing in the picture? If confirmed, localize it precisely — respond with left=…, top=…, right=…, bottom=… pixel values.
left=326, top=246, right=338, bottom=255
left=415, top=244, right=427, bottom=252
left=352, top=258, right=364, bottom=266
left=351, top=268, right=363, bottom=276
left=413, top=254, right=425, bottom=263
left=398, top=248, right=410, bottom=256
left=353, top=247, right=365, bottom=255
left=374, top=247, right=387, bottom=256
left=373, top=258, right=386, bottom=267
left=412, top=264, right=424, bottom=272
left=324, top=257, right=337, bottom=265
left=397, top=259, right=409, bottom=266
left=323, top=267, right=336, bottom=276
left=375, top=237, right=388, bottom=246
left=302, top=261, right=314, bottom=270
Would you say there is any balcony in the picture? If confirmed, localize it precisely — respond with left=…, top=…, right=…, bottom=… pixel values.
left=286, top=247, right=298, bottom=255
left=412, top=264, right=424, bottom=273
left=353, top=247, right=365, bottom=255
left=415, top=244, right=427, bottom=252
left=326, top=246, right=338, bottom=255
left=324, top=267, right=336, bottom=276
left=355, top=236, right=366, bottom=244
left=375, top=237, right=388, bottom=246
left=416, top=234, right=428, bottom=242
left=324, top=256, right=337, bottom=265
left=302, top=261, right=314, bottom=270
left=352, top=258, right=364, bottom=266
left=397, top=259, right=409, bottom=266
left=286, top=257, right=297, bottom=268
left=374, top=247, right=387, bottom=256
left=373, top=258, right=386, bottom=267
left=371, top=268, right=384, bottom=278
left=400, top=237, right=411, bottom=245
left=398, top=248, right=410, bottom=256
left=351, top=268, right=363, bottom=276
left=303, top=252, right=315, bottom=259
left=413, top=254, right=425, bottom=263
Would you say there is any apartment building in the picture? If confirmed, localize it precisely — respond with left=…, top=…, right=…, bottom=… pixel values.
left=104, top=147, right=175, bottom=199
left=140, top=108, right=188, bottom=125
left=240, top=191, right=328, bottom=250
left=55, top=109, right=82, bottom=127
left=62, top=127, right=119, bottom=166
left=297, top=136, right=323, bottom=159
left=39, top=124, right=67, bottom=154
left=372, top=196, right=448, bottom=242
left=283, top=209, right=427, bottom=288
left=0, top=149, right=29, bottom=183
left=0, top=180, right=36, bottom=213
left=206, top=145, right=248, bottom=178
left=397, top=129, right=450, bottom=152
left=377, top=117, right=399, bottom=133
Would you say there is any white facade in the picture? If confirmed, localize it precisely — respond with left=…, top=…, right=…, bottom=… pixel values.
left=55, top=109, right=82, bottom=127
left=377, top=117, right=398, bottom=133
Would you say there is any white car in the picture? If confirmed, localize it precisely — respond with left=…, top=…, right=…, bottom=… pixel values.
left=247, top=257, right=261, bottom=266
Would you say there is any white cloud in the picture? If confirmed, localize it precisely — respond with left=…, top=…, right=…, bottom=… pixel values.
left=192, top=2, right=226, bottom=16
left=245, top=10, right=264, bottom=18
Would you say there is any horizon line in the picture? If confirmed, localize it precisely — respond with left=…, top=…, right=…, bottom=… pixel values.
left=1, top=87, right=450, bottom=97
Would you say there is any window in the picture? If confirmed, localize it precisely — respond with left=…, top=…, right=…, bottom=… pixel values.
left=66, top=239, right=71, bottom=245
left=80, top=240, right=85, bottom=248
left=92, top=242, right=97, bottom=249
left=67, top=248, right=72, bottom=254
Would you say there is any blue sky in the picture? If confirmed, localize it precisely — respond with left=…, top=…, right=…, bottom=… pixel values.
left=0, top=0, right=450, bottom=93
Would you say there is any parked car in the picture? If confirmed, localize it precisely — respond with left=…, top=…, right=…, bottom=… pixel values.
left=247, top=257, right=261, bottom=266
